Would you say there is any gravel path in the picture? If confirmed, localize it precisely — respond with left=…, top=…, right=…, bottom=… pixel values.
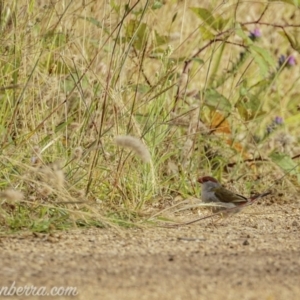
left=0, top=204, right=299, bottom=300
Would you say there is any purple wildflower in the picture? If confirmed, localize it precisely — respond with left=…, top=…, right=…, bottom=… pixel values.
left=287, top=55, right=296, bottom=66
left=249, top=28, right=261, bottom=41
left=266, top=116, right=284, bottom=135
left=278, top=54, right=296, bottom=68
left=274, top=116, right=283, bottom=125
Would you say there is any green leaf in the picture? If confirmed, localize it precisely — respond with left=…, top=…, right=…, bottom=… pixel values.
left=250, top=45, right=276, bottom=67
left=126, top=19, right=138, bottom=37
left=154, top=31, right=169, bottom=46
left=235, top=23, right=252, bottom=44
left=214, top=16, right=230, bottom=31
left=269, top=151, right=298, bottom=175
left=132, top=83, right=150, bottom=94
left=110, top=0, right=121, bottom=13
left=190, top=7, right=228, bottom=31
left=199, top=26, right=215, bottom=40
left=172, top=12, right=178, bottom=23
left=190, top=7, right=215, bottom=26
left=191, top=57, right=205, bottom=64
left=285, top=113, right=300, bottom=125
left=236, top=99, right=266, bottom=121
left=149, top=48, right=165, bottom=58
left=126, top=20, right=149, bottom=50
left=204, top=89, right=231, bottom=112
left=152, top=1, right=164, bottom=10
left=236, top=91, right=266, bottom=121
left=208, top=42, right=226, bottom=86
left=249, top=45, right=276, bottom=76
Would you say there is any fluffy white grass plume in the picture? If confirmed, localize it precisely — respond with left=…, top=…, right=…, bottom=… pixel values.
left=38, top=185, right=53, bottom=197
left=0, top=189, right=24, bottom=203
left=37, top=161, right=65, bottom=189
left=115, top=135, right=151, bottom=163
left=73, top=146, right=83, bottom=160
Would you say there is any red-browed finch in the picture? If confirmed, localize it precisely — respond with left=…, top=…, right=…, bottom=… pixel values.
left=198, top=176, right=270, bottom=213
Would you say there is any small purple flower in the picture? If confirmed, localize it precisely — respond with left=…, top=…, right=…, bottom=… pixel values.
left=287, top=55, right=296, bottom=66
left=274, top=116, right=283, bottom=125
left=249, top=28, right=261, bottom=41
left=266, top=116, right=284, bottom=135
left=252, top=28, right=262, bottom=37
left=278, top=54, right=296, bottom=68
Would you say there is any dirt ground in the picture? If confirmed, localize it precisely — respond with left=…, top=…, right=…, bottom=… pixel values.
left=0, top=203, right=300, bottom=300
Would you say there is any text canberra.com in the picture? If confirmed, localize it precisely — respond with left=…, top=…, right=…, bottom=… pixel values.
left=0, top=282, right=78, bottom=297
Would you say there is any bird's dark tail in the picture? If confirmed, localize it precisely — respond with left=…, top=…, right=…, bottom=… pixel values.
left=250, top=191, right=271, bottom=202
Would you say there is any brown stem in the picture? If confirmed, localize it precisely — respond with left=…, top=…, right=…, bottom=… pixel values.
left=224, top=157, right=268, bottom=169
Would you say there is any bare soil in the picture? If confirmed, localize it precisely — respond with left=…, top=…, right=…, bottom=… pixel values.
left=1, top=203, right=300, bottom=300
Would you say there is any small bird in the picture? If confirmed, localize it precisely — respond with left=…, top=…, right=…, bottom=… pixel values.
left=198, top=176, right=270, bottom=213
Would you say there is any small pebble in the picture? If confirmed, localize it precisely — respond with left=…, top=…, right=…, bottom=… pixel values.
left=243, top=239, right=250, bottom=246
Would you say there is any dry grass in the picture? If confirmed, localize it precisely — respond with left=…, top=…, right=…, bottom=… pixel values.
left=0, top=0, right=299, bottom=232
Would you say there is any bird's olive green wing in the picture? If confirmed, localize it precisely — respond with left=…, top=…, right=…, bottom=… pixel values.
left=213, top=187, right=248, bottom=204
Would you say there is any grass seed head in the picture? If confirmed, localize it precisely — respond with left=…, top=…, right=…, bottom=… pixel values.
left=73, top=147, right=83, bottom=160
left=0, top=189, right=24, bottom=203
left=38, top=185, right=53, bottom=197
left=115, top=135, right=151, bottom=163
left=37, top=161, right=65, bottom=189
